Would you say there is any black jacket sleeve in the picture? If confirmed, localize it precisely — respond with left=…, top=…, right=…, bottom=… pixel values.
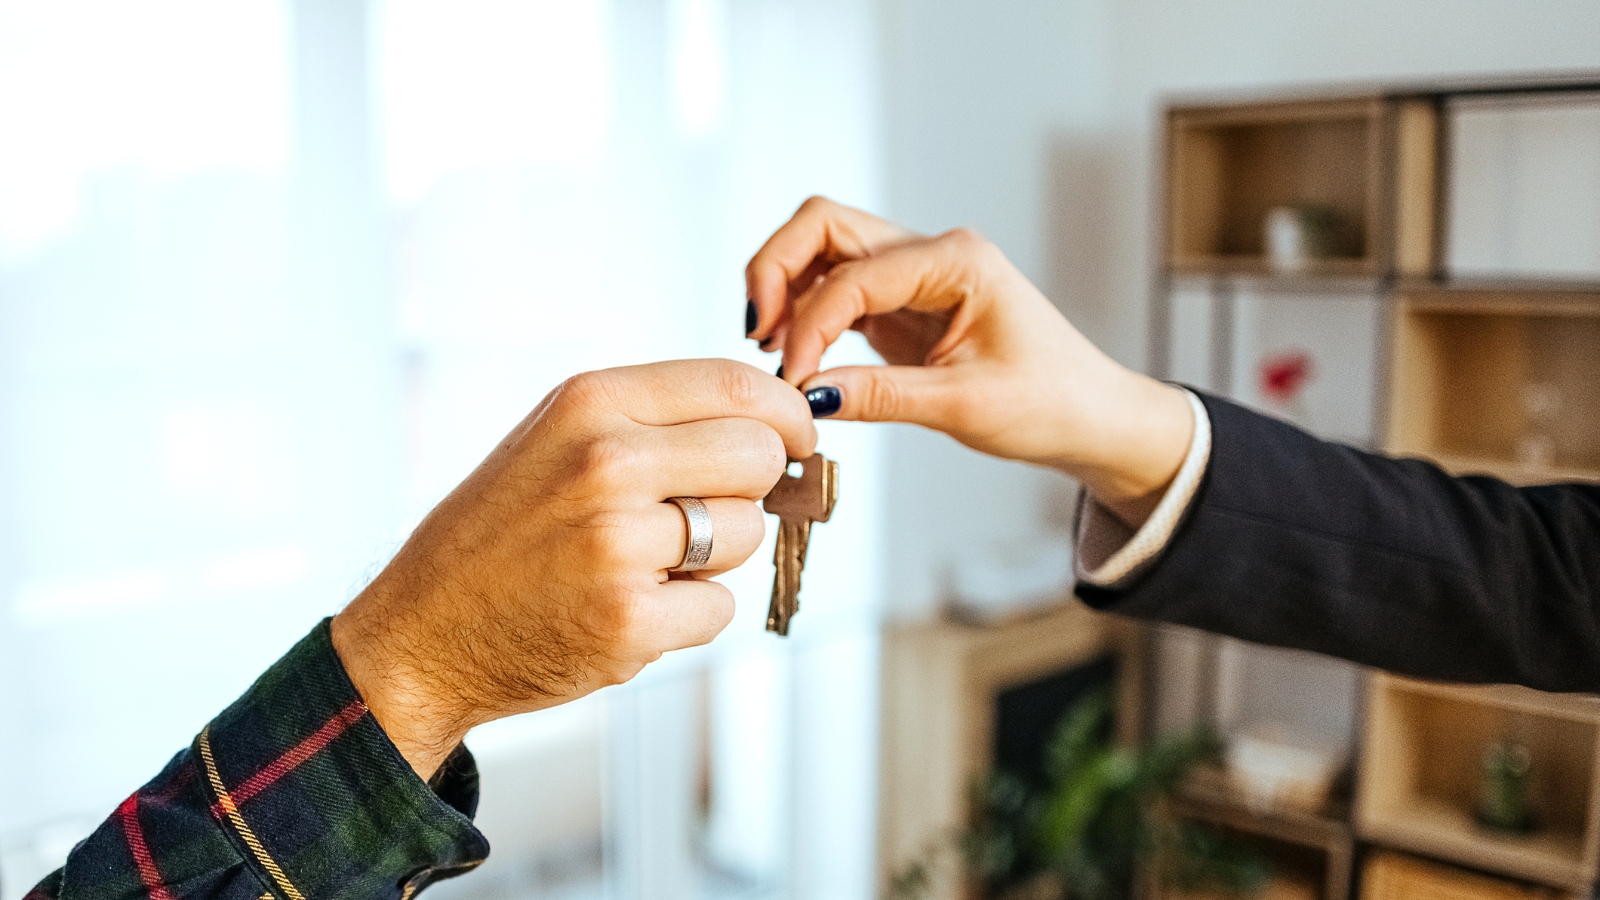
left=1076, top=391, right=1600, bottom=693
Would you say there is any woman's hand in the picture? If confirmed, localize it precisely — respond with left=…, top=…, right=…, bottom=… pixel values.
left=331, top=359, right=815, bottom=779
left=746, top=196, right=1192, bottom=528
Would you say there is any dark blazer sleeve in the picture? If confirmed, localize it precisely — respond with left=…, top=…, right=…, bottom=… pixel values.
left=1075, top=391, right=1600, bottom=693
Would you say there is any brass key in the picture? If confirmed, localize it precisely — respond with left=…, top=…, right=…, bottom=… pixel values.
left=762, top=453, right=838, bottom=636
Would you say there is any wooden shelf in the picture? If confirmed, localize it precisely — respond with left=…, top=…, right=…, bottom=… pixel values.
left=1166, top=98, right=1385, bottom=276
left=1355, top=674, right=1600, bottom=891
left=1180, top=763, right=1351, bottom=827
left=1361, top=851, right=1569, bottom=900
left=1173, top=766, right=1354, bottom=900
left=1386, top=290, right=1600, bottom=475
left=1360, top=797, right=1588, bottom=888
left=1170, top=255, right=1378, bottom=279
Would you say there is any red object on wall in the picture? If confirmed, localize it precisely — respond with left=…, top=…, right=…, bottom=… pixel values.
left=1260, top=351, right=1314, bottom=404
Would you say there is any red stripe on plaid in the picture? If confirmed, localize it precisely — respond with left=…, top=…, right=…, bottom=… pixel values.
left=118, top=794, right=175, bottom=900
left=211, top=700, right=367, bottom=818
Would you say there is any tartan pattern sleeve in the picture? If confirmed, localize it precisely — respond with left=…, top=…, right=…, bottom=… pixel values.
left=24, top=619, right=490, bottom=900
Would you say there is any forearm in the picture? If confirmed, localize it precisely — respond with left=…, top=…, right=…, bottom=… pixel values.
left=1078, top=392, right=1600, bottom=692
left=28, top=621, right=487, bottom=900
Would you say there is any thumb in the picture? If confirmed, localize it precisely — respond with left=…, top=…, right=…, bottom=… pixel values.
left=800, top=365, right=961, bottom=430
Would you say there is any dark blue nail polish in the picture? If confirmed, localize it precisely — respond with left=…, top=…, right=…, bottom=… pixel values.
left=805, top=386, right=841, bottom=418
left=774, top=365, right=785, bottom=381
left=745, top=300, right=758, bottom=336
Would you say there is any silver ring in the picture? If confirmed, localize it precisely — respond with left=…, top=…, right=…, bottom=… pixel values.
left=666, top=497, right=713, bottom=572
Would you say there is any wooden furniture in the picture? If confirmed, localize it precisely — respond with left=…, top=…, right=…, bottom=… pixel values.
left=1170, top=766, right=1354, bottom=900
left=1361, top=851, right=1567, bottom=900
left=876, top=601, right=1142, bottom=900
left=1355, top=675, right=1600, bottom=893
left=1166, top=98, right=1386, bottom=277
left=1151, top=76, right=1600, bottom=900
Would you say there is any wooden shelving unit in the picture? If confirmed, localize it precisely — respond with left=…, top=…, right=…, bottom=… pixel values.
left=1152, top=75, right=1600, bottom=900
left=1165, top=98, right=1386, bottom=276
left=1356, top=675, right=1600, bottom=892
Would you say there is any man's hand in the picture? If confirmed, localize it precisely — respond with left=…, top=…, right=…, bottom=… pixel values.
left=746, top=196, right=1192, bottom=528
left=331, top=360, right=816, bottom=779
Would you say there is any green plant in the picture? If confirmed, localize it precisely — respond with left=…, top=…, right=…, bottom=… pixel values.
left=891, top=688, right=1271, bottom=900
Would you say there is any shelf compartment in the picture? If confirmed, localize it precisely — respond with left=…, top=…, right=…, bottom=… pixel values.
left=1171, top=765, right=1353, bottom=900
left=1386, top=290, right=1600, bottom=482
left=1355, top=674, right=1600, bottom=890
left=1166, top=98, right=1385, bottom=275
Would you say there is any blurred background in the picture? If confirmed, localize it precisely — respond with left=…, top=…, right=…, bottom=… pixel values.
left=1, top=2, right=1597, bottom=899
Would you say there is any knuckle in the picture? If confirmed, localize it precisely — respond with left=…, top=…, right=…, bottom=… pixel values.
left=820, top=259, right=859, bottom=289
left=575, top=433, right=642, bottom=492
left=714, top=363, right=759, bottom=412
left=732, top=500, right=766, bottom=549
left=941, top=226, right=987, bottom=252
left=551, top=370, right=615, bottom=417
left=586, top=586, right=644, bottom=649
left=704, top=588, right=735, bottom=636
left=798, top=194, right=833, bottom=215
left=860, top=374, right=904, bottom=421
left=748, top=426, right=787, bottom=480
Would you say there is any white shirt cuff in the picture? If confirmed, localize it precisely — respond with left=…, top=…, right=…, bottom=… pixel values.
left=1074, top=389, right=1212, bottom=587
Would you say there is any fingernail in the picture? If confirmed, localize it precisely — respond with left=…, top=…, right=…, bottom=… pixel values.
left=805, top=386, right=841, bottom=418
left=774, top=364, right=785, bottom=381
left=760, top=338, right=774, bottom=351
left=745, top=300, right=758, bottom=337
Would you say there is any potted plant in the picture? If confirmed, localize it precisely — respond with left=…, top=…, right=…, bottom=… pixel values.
left=891, top=689, right=1270, bottom=900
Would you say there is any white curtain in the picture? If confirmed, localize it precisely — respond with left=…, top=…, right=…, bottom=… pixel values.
left=0, top=1, right=885, bottom=898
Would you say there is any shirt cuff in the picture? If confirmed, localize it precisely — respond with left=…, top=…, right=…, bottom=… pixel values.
left=1074, top=389, right=1212, bottom=588
left=195, top=619, right=489, bottom=899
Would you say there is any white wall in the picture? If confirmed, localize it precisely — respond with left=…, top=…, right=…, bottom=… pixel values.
left=873, top=0, right=1110, bottom=620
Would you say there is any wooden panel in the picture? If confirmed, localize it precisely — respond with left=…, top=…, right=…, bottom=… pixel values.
left=1362, top=851, right=1567, bottom=900
left=1355, top=674, right=1600, bottom=890
left=1168, top=115, right=1225, bottom=269
left=1166, top=99, right=1384, bottom=274
left=1395, top=99, right=1441, bottom=277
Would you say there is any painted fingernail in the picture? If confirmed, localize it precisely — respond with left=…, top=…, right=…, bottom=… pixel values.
left=745, top=300, right=758, bottom=336
left=760, top=338, right=774, bottom=351
left=774, top=364, right=785, bottom=381
left=805, top=386, right=841, bottom=418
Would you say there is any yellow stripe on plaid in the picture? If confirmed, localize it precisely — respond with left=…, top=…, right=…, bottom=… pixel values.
left=198, top=726, right=307, bottom=900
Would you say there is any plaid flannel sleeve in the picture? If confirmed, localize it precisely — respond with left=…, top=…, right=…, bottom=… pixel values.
left=25, top=619, right=490, bottom=900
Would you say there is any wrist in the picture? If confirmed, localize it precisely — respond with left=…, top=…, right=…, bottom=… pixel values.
left=1069, top=372, right=1194, bottom=529
left=330, top=594, right=469, bottom=781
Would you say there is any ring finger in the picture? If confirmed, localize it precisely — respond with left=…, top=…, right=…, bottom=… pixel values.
left=649, top=496, right=766, bottom=575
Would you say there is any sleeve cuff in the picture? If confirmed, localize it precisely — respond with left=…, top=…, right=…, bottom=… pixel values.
left=1074, top=389, right=1212, bottom=588
left=195, top=619, right=489, bottom=899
